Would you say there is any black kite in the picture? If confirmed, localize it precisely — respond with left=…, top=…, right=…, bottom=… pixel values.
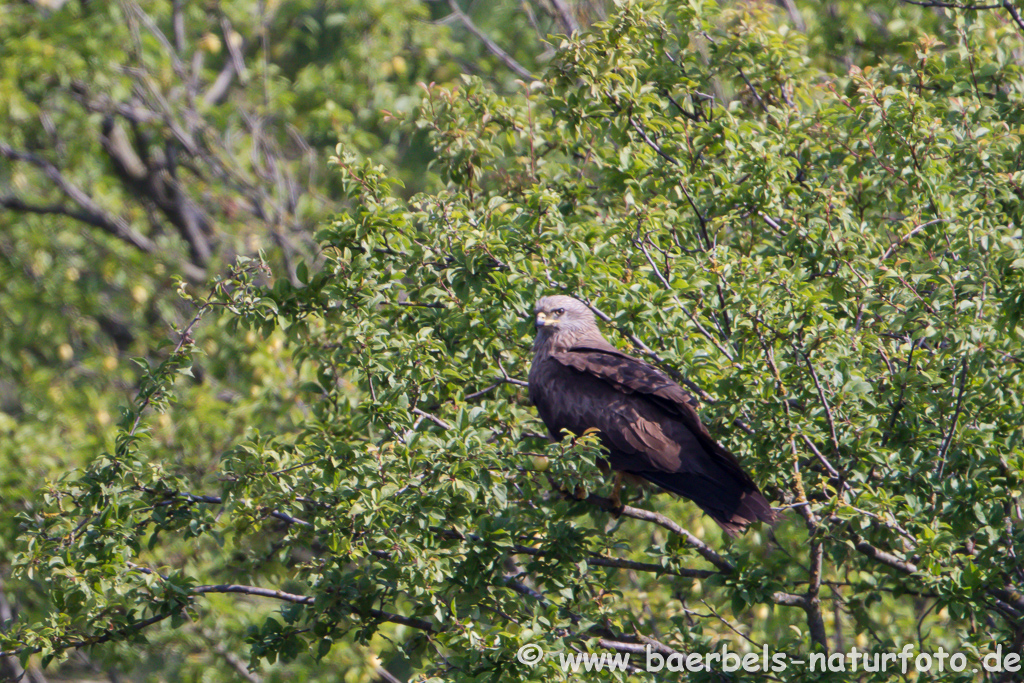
left=528, top=295, right=775, bottom=536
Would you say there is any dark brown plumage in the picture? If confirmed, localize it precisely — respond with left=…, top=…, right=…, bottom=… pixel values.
left=528, top=295, right=774, bottom=536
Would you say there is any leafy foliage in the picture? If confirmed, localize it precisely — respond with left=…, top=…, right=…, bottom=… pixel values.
left=3, top=0, right=1024, bottom=681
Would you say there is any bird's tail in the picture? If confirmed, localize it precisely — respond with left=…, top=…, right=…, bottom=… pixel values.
left=639, top=469, right=776, bottom=537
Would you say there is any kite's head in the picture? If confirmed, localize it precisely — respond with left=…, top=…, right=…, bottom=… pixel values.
left=533, top=295, right=596, bottom=338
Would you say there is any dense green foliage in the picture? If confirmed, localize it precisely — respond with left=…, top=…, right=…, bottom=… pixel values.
left=3, top=0, right=1024, bottom=681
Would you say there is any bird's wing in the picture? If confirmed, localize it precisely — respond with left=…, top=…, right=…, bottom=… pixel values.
left=533, top=347, right=774, bottom=534
left=550, top=346, right=756, bottom=474
left=555, top=345, right=703, bottom=425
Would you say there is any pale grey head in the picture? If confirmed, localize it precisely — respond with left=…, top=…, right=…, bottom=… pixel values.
left=533, top=295, right=599, bottom=350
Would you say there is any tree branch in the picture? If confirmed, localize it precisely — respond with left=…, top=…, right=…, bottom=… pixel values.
left=0, top=611, right=177, bottom=660
left=581, top=491, right=735, bottom=573
left=548, top=0, right=580, bottom=34
left=191, top=584, right=436, bottom=631
left=0, top=583, right=435, bottom=662
left=854, top=539, right=918, bottom=574
left=444, top=0, right=534, bottom=80
left=634, top=234, right=736, bottom=359
left=0, top=142, right=206, bottom=281
left=198, top=627, right=262, bottom=683
left=584, top=555, right=716, bottom=579
left=411, top=407, right=454, bottom=430
left=899, top=0, right=1001, bottom=8
left=879, top=218, right=947, bottom=261
left=936, top=355, right=969, bottom=478
left=797, top=347, right=842, bottom=457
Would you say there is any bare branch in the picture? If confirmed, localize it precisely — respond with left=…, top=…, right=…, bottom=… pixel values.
left=805, top=538, right=829, bottom=651
left=736, top=67, right=767, bottom=112
left=1, top=144, right=147, bottom=250
left=221, top=16, right=250, bottom=84
left=936, top=355, right=969, bottom=478
left=444, top=0, right=534, bottom=80
left=548, top=0, right=580, bottom=34
left=374, top=664, right=403, bottom=683
left=580, top=491, right=736, bottom=573
left=192, top=584, right=436, bottom=631
left=121, top=0, right=190, bottom=82
left=625, top=116, right=713, bottom=247
left=854, top=539, right=918, bottom=574
left=879, top=218, right=947, bottom=261
left=634, top=234, right=736, bottom=360
left=464, top=376, right=529, bottom=400
left=1004, top=0, right=1024, bottom=35
left=797, top=348, right=842, bottom=457
left=585, top=555, right=716, bottom=579
left=772, top=592, right=808, bottom=607
left=700, top=599, right=762, bottom=648
left=0, top=142, right=207, bottom=282
left=464, top=383, right=502, bottom=400
left=198, top=628, right=262, bottom=683
left=172, top=0, right=185, bottom=53
left=899, top=0, right=1000, bottom=8
left=777, top=0, right=806, bottom=31
left=989, top=587, right=1024, bottom=615
left=627, top=116, right=679, bottom=166
left=799, top=434, right=845, bottom=485
left=411, top=407, right=454, bottom=430
left=203, top=59, right=239, bottom=107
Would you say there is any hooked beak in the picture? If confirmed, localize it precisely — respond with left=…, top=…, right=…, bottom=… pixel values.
left=535, top=312, right=552, bottom=329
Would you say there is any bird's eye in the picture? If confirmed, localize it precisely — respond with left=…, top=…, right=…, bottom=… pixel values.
left=555, top=308, right=565, bottom=316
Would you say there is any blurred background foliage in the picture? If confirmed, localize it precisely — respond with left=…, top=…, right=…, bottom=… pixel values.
left=1, top=0, right=1023, bottom=681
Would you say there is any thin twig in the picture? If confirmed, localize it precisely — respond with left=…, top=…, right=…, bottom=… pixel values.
left=936, top=356, right=969, bottom=478
left=635, top=236, right=735, bottom=360
left=879, top=218, right=947, bottom=261
left=700, top=599, right=762, bottom=648
left=444, top=0, right=534, bottom=79
left=736, top=67, right=767, bottom=112
left=797, top=348, right=842, bottom=457
left=411, top=407, right=454, bottom=430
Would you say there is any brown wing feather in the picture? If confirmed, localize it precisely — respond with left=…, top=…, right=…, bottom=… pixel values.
left=553, top=347, right=753, bottom=478
left=561, top=344, right=701, bottom=411
left=529, top=347, right=774, bottom=535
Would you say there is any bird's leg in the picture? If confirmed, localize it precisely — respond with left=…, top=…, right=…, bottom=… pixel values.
left=610, top=471, right=625, bottom=516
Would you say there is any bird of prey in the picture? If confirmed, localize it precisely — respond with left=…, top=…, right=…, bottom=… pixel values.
left=528, top=295, right=774, bottom=536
